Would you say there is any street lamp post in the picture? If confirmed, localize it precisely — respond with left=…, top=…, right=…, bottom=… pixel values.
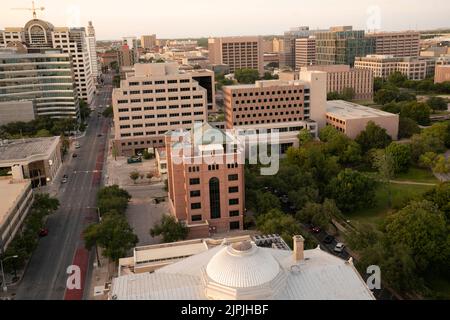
left=1, top=255, right=18, bottom=292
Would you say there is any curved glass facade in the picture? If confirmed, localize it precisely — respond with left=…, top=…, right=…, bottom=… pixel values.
left=0, top=51, right=79, bottom=118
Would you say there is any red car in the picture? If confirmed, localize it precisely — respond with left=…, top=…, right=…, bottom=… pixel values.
left=38, top=228, right=49, bottom=237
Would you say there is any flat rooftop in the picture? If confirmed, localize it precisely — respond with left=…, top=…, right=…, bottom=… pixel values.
left=326, top=100, right=397, bottom=120
left=0, top=178, right=30, bottom=227
left=0, top=136, right=60, bottom=162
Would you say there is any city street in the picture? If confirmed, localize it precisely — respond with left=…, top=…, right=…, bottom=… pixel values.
left=11, top=74, right=113, bottom=300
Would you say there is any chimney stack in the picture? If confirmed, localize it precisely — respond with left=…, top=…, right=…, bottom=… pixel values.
left=293, top=235, right=305, bottom=262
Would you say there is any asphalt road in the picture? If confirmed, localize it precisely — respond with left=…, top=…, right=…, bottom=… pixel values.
left=14, top=74, right=113, bottom=300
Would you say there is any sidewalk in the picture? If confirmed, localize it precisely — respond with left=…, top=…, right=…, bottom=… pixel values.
left=86, top=247, right=116, bottom=300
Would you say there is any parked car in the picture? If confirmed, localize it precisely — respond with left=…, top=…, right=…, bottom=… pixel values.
left=127, top=156, right=142, bottom=164
left=38, top=228, right=49, bottom=237
left=61, top=174, right=68, bottom=183
left=97, top=134, right=103, bottom=137
left=334, top=243, right=345, bottom=253
left=72, top=153, right=78, bottom=158
left=74, top=142, right=81, bottom=149
left=323, top=235, right=334, bottom=244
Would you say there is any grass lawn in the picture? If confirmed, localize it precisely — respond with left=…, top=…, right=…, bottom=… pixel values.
left=395, top=167, right=439, bottom=184
left=347, top=183, right=435, bottom=226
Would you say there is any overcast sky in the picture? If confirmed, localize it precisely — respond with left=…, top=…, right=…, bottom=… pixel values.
left=1, top=0, right=449, bottom=40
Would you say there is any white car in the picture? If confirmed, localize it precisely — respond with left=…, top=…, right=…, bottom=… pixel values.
left=334, top=243, right=345, bottom=253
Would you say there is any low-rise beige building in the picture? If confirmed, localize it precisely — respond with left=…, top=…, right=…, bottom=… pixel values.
left=165, top=123, right=245, bottom=239
left=326, top=100, right=399, bottom=140
left=435, top=65, right=450, bottom=84
left=155, top=147, right=167, bottom=176
left=0, top=177, right=33, bottom=253
left=112, top=63, right=208, bottom=156
left=222, top=71, right=327, bottom=152
left=354, top=55, right=428, bottom=80
left=0, top=136, right=62, bottom=188
left=208, top=36, right=264, bottom=76
left=301, top=65, right=373, bottom=100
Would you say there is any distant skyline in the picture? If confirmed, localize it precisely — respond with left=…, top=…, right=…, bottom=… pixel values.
left=1, top=0, right=450, bottom=40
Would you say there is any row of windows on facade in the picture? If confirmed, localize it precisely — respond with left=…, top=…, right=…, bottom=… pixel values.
left=118, top=105, right=204, bottom=113
left=118, top=112, right=204, bottom=121
left=235, top=110, right=308, bottom=118
left=127, top=79, right=191, bottom=86
left=231, top=103, right=308, bottom=111
left=122, top=87, right=197, bottom=95
left=190, top=197, right=240, bottom=210
left=117, top=96, right=204, bottom=104
left=232, top=89, right=308, bottom=97
left=119, top=119, right=201, bottom=129
left=121, top=139, right=164, bottom=147
left=188, top=163, right=239, bottom=173
left=190, top=186, right=239, bottom=199
left=120, top=126, right=194, bottom=137
left=234, top=96, right=309, bottom=104
left=234, top=117, right=309, bottom=126
left=189, top=174, right=238, bottom=186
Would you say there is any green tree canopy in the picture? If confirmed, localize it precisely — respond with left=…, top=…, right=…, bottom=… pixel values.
left=355, top=121, right=392, bottom=152
left=326, top=169, right=376, bottom=212
left=150, top=214, right=189, bottom=243
left=398, top=117, right=420, bottom=139
left=84, top=212, right=138, bottom=261
left=256, top=209, right=302, bottom=247
left=234, top=68, right=260, bottom=84
left=385, top=142, right=412, bottom=173
left=426, top=96, right=448, bottom=111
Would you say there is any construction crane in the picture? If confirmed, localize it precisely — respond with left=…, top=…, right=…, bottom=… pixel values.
left=12, top=1, right=45, bottom=19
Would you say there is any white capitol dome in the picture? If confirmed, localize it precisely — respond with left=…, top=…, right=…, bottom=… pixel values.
left=205, top=241, right=286, bottom=299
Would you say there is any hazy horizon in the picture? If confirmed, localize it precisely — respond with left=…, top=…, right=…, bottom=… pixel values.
left=1, top=0, right=449, bottom=40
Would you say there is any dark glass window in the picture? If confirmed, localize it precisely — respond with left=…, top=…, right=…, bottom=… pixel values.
left=191, top=203, right=201, bottom=210
left=229, top=186, right=239, bottom=193
left=230, top=210, right=240, bottom=217
left=190, top=190, right=201, bottom=197
left=228, top=174, right=238, bottom=181
left=229, top=198, right=239, bottom=205
left=189, top=178, right=200, bottom=185
left=192, top=215, right=202, bottom=221
left=230, top=221, right=240, bottom=230
left=209, top=177, right=221, bottom=219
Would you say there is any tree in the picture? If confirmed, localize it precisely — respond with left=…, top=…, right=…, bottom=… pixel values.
left=341, top=87, right=355, bottom=101
left=399, top=101, right=431, bottom=126
left=130, top=171, right=140, bottom=184
left=35, top=129, right=51, bottom=137
left=327, top=91, right=341, bottom=100
left=234, top=68, right=260, bottom=84
left=84, top=212, right=138, bottom=261
left=388, top=71, right=407, bottom=87
left=320, top=126, right=361, bottom=165
left=254, top=192, right=281, bottom=215
left=97, top=185, right=131, bottom=215
left=384, top=200, right=450, bottom=272
left=374, top=88, right=398, bottom=105
left=150, top=214, right=188, bottom=243
left=262, top=72, right=279, bottom=80
left=256, top=209, right=302, bottom=247
left=355, top=121, right=392, bottom=152
left=371, top=149, right=395, bottom=207
left=297, top=128, right=313, bottom=145
left=79, top=99, right=91, bottom=121
left=424, top=182, right=450, bottom=219
left=326, top=169, right=376, bottom=212
left=398, top=117, right=420, bottom=139
left=102, top=106, right=113, bottom=118
left=427, top=97, right=448, bottom=111
left=296, top=199, right=341, bottom=229
left=373, top=77, right=384, bottom=92
left=411, top=133, right=446, bottom=161
left=33, top=193, right=60, bottom=213
left=385, top=142, right=412, bottom=173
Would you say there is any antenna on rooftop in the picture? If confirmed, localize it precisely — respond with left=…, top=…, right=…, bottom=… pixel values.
left=12, top=1, right=45, bottom=19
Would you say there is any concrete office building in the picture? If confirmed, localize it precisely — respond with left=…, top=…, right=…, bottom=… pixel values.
left=86, top=21, right=100, bottom=83
left=326, top=100, right=399, bottom=140
left=0, top=49, right=79, bottom=119
left=141, top=35, right=157, bottom=50
left=208, top=36, right=264, bottom=76
left=112, top=63, right=208, bottom=156
left=165, top=122, right=244, bottom=238
left=0, top=136, right=62, bottom=188
left=279, top=27, right=322, bottom=70
left=1, top=18, right=95, bottom=103
left=301, top=65, right=374, bottom=100
left=295, top=37, right=316, bottom=70
left=223, top=70, right=327, bottom=152
left=435, top=65, right=450, bottom=83
left=366, top=31, right=420, bottom=57
left=0, top=177, right=34, bottom=254
left=110, top=236, right=375, bottom=300
left=354, top=55, right=428, bottom=80
left=315, top=26, right=375, bottom=66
